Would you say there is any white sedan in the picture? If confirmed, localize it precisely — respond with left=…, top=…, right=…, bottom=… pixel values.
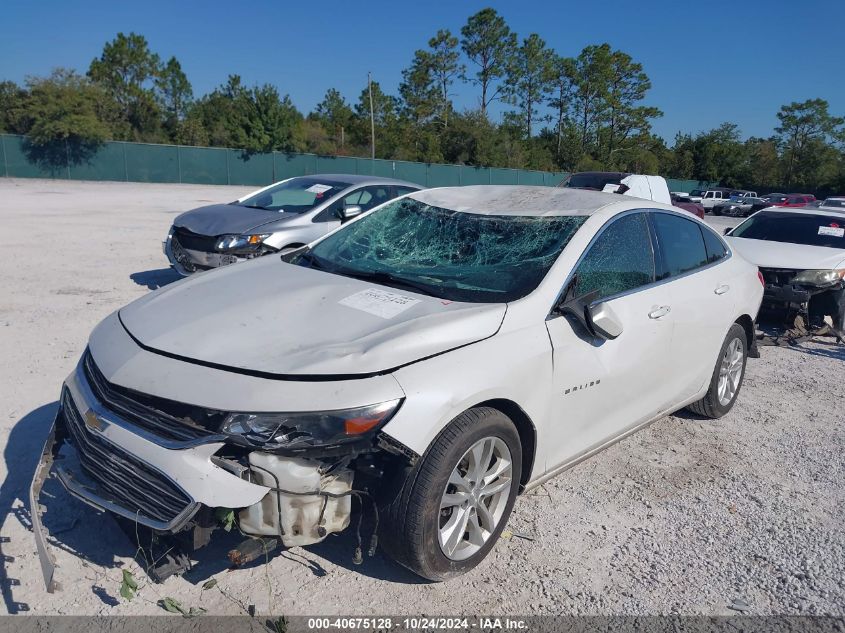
left=33, top=186, right=763, bottom=588
left=726, top=206, right=845, bottom=331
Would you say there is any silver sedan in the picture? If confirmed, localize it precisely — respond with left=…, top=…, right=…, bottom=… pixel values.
left=164, top=174, right=421, bottom=275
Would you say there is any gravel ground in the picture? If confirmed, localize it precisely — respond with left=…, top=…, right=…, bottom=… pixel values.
left=0, top=178, right=842, bottom=617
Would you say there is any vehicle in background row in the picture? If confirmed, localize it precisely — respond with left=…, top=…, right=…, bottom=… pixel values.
left=163, top=175, right=421, bottom=275
left=722, top=194, right=771, bottom=218
left=33, top=186, right=763, bottom=589
left=669, top=192, right=705, bottom=219
left=711, top=190, right=758, bottom=216
left=558, top=171, right=671, bottom=204
left=725, top=207, right=845, bottom=335
left=820, top=197, right=845, bottom=210
left=688, top=189, right=706, bottom=203
left=700, top=188, right=734, bottom=212
left=764, top=193, right=816, bottom=208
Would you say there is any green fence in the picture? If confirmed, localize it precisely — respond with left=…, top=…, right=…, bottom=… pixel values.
left=0, top=134, right=711, bottom=193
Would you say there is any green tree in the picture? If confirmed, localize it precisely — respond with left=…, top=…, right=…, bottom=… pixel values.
left=546, top=55, right=576, bottom=160
left=313, top=88, right=354, bottom=149
left=775, top=99, right=844, bottom=188
left=88, top=32, right=162, bottom=139
left=602, top=49, right=661, bottom=164
left=504, top=34, right=554, bottom=138
left=571, top=44, right=612, bottom=151
left=18, top=69, right=111, bottom=168
left=0, top=81, right=27, bottom=133
left=352, top=79, right=403, bottom=158
left=460, top=8, right=517, bottom=117
left=155, top=56, right=193, bottom=139
left=427, top=29, right=463, bottom=126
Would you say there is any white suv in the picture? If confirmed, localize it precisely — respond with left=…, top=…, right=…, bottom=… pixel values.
left=33, top=186, right=763, bottom=587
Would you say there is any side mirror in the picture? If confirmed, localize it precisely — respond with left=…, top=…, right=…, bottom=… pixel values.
left=339, top=205, right=362, bottom=222
left=587, top=302, right=624, bottom=340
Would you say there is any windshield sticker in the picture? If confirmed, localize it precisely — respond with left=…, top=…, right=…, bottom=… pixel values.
left=339, top=288, right=421, bottom=319
left=818, top=226, right=844, bottom=237
left=306, top=183, right=333, bottom=194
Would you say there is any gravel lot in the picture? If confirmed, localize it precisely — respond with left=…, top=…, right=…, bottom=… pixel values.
left=0, top=178, right=842, bottom=617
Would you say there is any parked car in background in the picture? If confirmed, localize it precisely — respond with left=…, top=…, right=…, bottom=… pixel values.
left=711, top=190, right=758, bottom=216
left=725, top=207, right=845, bottom=330
left=700, top=188, right=734, bottom=212
left=164, top=175, right=421, bottom=275
left=670, top=192, right=705, bottom=219
left=722, top=194, right=771, bottom=218
left=688, top=189, right=706, bottom=203
left=764, top=193, right=815, bottom=208
left=558, top=171, right=671, bottom=204
left=820, top=197, right=845, bottom=210
left=33, top=186, right=763, bottom=589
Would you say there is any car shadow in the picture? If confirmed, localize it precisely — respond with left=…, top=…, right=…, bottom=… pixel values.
left=130, top=268, right=182, bottom=290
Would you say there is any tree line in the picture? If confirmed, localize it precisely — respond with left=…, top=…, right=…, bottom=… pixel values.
left=1, top=8, right=844, bottom=194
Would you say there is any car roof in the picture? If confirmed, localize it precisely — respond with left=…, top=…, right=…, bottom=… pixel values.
left=408, top=185, right=652, bottom=217
left=286, top=173, right=421, bottom=188
left=757, top=206, right=845, bottom=220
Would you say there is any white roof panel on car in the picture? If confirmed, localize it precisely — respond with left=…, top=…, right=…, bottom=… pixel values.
left=408, top=185, right=621, bottom=217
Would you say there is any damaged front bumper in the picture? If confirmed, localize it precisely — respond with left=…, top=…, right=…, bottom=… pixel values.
left=758, top=269, right=845, bottom=344
left=30, top=356, right=400, bottom=591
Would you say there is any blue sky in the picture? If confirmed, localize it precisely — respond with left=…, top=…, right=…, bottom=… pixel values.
left=1, top=0, right=843, bottom=143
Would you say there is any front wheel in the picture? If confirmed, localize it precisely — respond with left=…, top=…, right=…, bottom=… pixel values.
left=686, top=323, right=748, bottom=418
left=380, top=408, right=521, bottom=581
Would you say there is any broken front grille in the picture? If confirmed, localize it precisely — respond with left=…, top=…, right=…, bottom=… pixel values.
left=759, top=268, right=799, bottom=287
left=60, top=388, right=193, bottom=526
left=172, top=226, right=219, bottom=252
left=82, top=351, right=224, bottom=442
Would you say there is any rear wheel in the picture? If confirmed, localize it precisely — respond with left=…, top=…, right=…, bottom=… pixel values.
left=380, top=407, right=521, bottom=581
left=686, top=323, right=748, bottom=419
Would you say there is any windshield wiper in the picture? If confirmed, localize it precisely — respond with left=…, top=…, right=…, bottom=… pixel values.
left=341, top=270, right=440, bottom=298
left=241, top=204, right=269, bottom=210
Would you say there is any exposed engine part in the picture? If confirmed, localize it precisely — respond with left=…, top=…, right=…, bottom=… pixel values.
left=238, top=453, right=354, bottom=547
left=114, top=518, right=193, bottom=583
left=228, top=537, right=280, bottom=566
left=758, top=316, right=845, bottom=347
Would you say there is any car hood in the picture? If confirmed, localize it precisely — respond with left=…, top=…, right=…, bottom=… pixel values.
left=726, top=237, right=845, bottom=270
left=118, top=256, right=506, bottom=376
left=173, top=204, right=299, bottom=236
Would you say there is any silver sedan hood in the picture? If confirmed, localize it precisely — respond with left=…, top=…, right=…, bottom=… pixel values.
left=174, top=204, right=299, bottom=236
left=118, top=256, right=506, bottom=377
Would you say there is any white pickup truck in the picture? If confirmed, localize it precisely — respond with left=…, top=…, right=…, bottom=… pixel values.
left=558, top=171, right=672, bottom=204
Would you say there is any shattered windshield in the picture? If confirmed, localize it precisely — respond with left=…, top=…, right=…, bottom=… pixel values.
left=294, top=197, right=587, bottom=303
left=237, top=177, right=351, bottom=213
left=731, top=211, right=845, bottom=249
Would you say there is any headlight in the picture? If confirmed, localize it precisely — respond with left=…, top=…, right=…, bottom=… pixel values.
left=220, top=399, right=402, bottom=449
left=792, top=269, right=845, bottom=287
left=216, top=233, right=272, bottom=251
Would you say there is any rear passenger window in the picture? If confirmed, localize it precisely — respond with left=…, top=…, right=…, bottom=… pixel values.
left=574, top=213, right=655, bottom=300
left=701, top=226, right=728, bottom=263
left=653, top=213, right=709, bottom=278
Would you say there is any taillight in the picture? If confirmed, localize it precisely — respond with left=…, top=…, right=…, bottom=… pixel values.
left=757, top=270, right=765, bottom=286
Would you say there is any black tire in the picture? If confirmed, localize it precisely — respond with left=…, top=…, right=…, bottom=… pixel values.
left=686, top=323, right=748, bottom=419
left=380, top=407, right=521, bottom=581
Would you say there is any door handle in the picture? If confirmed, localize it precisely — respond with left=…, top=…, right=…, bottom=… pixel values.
left=648, top=305, right=671, bottom=319
left=714, top=284, right=730, bottom=295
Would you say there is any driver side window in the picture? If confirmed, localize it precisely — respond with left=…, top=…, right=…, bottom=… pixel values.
left=574, top=213, right=656, bottom=301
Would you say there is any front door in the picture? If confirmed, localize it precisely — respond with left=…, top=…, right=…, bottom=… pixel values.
left=544, top=212, right=676, bottom=471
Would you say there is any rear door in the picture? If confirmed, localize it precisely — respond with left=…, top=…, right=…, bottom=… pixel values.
left=651, top=212, right=735, bottom=402
left=544, top=211, right=675, bottom=469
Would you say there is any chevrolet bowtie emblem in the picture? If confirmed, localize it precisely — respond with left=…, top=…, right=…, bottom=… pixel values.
left=84, top=409, right=104, bottom=432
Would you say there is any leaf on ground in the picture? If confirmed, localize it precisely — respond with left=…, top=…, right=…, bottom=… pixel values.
left=119, top=569, right=138, bottom=601
left=161, top=596, right=186, bottom=614
left=201, top=578, right=218, bottom=591
left=500, top=530, right=513, bottom=539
